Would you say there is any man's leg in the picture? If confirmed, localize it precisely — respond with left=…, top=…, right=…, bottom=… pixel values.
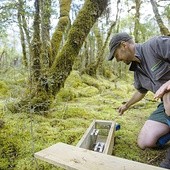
left=137, top=120, right=169, bottom=149
left=160, top=91, right=170, bottom=169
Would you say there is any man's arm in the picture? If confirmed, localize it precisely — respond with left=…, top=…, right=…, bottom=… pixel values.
left=118, top=90, right=146, bottom=115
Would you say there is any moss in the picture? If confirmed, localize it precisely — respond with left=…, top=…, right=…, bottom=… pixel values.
left=65, top=71, right=85, bottom=88
left=1, top=65, right=164, bottom=168
left=56, top=87, right=78, bottom=102
left=0, top=125, right=27, bottom=169
left=0, top=119, right=5, bottom=128
left=53, top=106, right=95, bottom=120
left=0, top=81, right=9, bottom=97
left=81, top=74, right=101, bottom=89
left=59, top=128, right=84, bottom=145
left=78, top=86, right=99, bottom=97
left=59, top=0, right=72, bottom=17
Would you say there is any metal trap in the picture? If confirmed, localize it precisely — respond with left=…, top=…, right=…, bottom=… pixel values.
left=76, top=120, right=119, bottom=155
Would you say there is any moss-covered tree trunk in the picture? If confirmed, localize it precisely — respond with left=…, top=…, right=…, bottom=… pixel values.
left=134, top=0, right=141, bottom=43
left=17, top=0, right=30, bottom=67
left=49, top=0, right=108, bottom=96
left=17, top=0, right=31, bottom=65
left=31, top=0, right=41, bottom=83
left=50, top=0, right=72, bottom=66
left=17, top=6, right=27, bottom=67
left=40, top=0, right=51, bottom=70
left=150, top=0, right=170, bottom=35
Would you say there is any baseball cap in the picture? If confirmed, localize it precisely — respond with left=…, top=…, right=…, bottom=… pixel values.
left=108, top=32, right=132, bottom=61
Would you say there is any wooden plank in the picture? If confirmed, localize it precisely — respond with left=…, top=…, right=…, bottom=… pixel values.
left=34, top=142, right=167, bottom=170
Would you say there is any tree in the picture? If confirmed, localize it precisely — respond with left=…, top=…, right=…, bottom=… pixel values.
left=51, top=0, right=72, bottom=65
left=40, top=0, right=52, bottom=70
left=134, top=0, right=141, bottom=42
left=10, top=0, right=109, bottom=113
left=17, top=0, right=28, bottom=67
left=79, top=0, right=120, bottom=77
left=150, top=0, right=170, bottom=35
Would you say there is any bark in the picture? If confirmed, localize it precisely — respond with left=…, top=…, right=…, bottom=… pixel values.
left=17, top=6, right=27, bottom=67
left=50, top=0, right=72, bottom=65
left=18, top=0, right=31, bottom=60
left=40, top=0, right=51, bottom=70
left=31, top=0, right=41, bottom=82
left=134, top=0, right=141, bottom=43
left=150, top=0, right=170, bottom=35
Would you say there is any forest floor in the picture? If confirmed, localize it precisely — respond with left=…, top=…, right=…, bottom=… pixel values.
left=0, top=68, right=169, bottom=170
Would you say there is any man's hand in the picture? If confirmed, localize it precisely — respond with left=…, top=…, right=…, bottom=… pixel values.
left=154, top=80, right=170, bottom=99
left=118, top=104, right=128, bottom=115
left=118, top=91, right=146, bottom=116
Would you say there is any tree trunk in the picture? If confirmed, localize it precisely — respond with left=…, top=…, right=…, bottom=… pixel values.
left=49, top=0, right=109, bottom=96
left=31, top=0, right=41, bottom=83
left=134, top=0, right=141, bottom=43
left=40, top=0, right=51, bottom=70
left=17, top=6, right=27, bottom=67
left=150, top=0, right=170, bottom=35
left=18, top=0, right=31, bottom=62
left=50, top=0, right=72, bottom=65
left=80, top=0, right=120, bottom=77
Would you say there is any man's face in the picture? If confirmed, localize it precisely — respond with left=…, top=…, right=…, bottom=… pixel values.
left=114, top=41, right=135, bottom=65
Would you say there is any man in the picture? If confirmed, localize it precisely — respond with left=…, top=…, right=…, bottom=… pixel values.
left=108, top=32, right=170, bottom=168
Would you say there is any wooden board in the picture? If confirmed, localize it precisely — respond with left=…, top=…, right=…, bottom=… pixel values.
left=34, top=142, right=167, bottom=170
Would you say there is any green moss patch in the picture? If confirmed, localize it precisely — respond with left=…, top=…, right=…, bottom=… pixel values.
left=0, top=69, right=166, bottom=169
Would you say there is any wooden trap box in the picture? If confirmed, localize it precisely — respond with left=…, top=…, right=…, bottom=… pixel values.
left=76, top=120, right=116, bottom=155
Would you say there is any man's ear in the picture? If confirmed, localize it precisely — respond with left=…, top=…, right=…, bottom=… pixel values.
left=120, top=41, right=127, bottom=48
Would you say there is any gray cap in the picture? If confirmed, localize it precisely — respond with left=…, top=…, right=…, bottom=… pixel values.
left=108, top=32, right=132, bottom=60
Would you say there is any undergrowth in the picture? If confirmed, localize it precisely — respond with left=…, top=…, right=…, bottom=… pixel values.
left=0, top=68, right=167, bottom=169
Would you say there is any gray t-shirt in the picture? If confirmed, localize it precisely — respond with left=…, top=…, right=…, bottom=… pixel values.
left=129, top=36, right=170, bottom=94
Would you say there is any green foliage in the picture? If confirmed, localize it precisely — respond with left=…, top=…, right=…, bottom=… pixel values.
left=164, top=5, right=170, bottom=19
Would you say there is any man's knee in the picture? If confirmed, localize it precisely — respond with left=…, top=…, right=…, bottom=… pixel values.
left=137, top=137, right=155, bottom=150
left=137, top=140, right=146, bottom=150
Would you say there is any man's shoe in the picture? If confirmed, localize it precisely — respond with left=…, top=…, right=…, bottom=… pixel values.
left=160, top=149, right=170, bottom=169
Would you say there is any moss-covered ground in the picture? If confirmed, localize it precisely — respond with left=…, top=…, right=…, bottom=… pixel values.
left=0, top=68, right=168, bottom=169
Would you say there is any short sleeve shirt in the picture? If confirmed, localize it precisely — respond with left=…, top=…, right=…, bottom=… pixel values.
left=129, top=36, right=170, bottom=94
